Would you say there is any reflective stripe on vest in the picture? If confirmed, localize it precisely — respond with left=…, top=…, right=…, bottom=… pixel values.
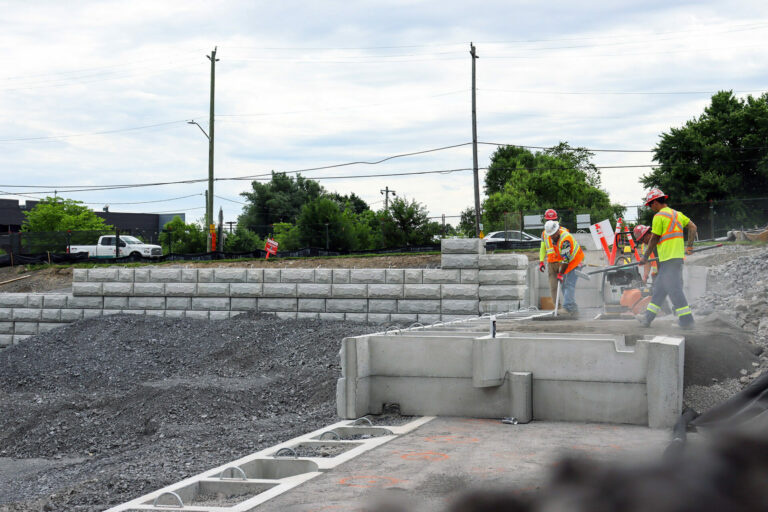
left=557, top=232, right=584, bottom=273
left=542, top=227, right=568, bottom=262
left=656, top=210, right=684, bottom=245
left=640, top=243, right=658, bottom=272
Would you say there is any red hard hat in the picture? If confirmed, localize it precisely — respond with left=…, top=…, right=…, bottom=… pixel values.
left=633, top=224, right=650, bottom=241
left=544, top=208, right=558, bottom=220
left=644, top=188, right=667, bottom=206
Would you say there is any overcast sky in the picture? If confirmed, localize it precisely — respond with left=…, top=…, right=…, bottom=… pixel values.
left=1, top=1, right=767, bottom=229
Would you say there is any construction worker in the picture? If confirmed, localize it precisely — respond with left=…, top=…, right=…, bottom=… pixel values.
left=544, top=220, right=584, bottom=316
left=633, top=224, right=658, bottom=284
left=538, top=209, right=567, bottom=307
left=636, top=188, right=697, bottom=329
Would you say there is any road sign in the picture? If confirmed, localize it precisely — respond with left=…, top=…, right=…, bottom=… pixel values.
left=264, top=238, right=279, bottom=259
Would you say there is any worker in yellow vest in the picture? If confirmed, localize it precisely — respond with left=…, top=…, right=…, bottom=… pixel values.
left=632, top=224, right=658, bottom=284
left=637, top=188, right=697, bottom=329
left=544, top=220, right=584, bottom=316
left=538, top=209, right=567, bottom=307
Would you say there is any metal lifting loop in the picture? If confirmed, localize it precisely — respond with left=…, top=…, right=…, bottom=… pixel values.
left=353, top=417, right=373, bottom=426
left=218, top=465, right=247, bottom=480
left=153, top=491, right=184, bottom=508
left=319, top=430, right=341, bottom=440
left=407, top=322, right=424, bottom=330
left=274, top=447, right=298, bottom=458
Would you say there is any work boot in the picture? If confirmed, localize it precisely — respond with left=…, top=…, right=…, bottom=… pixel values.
left=679, top=319, right=695, bottom=331
left=635, top=313, right=651, bottom=328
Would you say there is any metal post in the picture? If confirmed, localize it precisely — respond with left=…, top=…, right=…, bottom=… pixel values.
left=325, top=223, right=329, bottom=250
left=470, top=42, right=481, bottom=238
left=709, top=200, right=715, bottom=239
left=442, top=214, right=446, bottom=238
left=115, top=229, right=120, bottom=259
left=504, top=211, right=508, bottom=242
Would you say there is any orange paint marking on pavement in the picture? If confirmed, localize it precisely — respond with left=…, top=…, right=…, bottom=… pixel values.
left=400, top=451, right=449, bottom=461
left=424, top=435, right=479, bottom=444
left=337, top=475, right=404, bottom=489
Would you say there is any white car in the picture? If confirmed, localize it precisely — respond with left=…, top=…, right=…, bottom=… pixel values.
left=483, top=230, right=541, bottom=248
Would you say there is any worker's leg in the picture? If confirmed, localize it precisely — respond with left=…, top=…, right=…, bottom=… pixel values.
left=562, top=270, right=578, bottom=313
left=642, top=261, right=671, bottom=326
left=547, top=262, right=559, bottom=303
left=664, top=259, right=694, bottom=327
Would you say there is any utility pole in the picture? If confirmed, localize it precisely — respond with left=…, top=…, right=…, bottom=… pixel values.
left=206, top=46, right=219, bottom=251
left=226, top=221, right=236, bottom=233
left=470, top=42, right=481, bottom=237
left=380, top=186, right=396, bottom=211
left=325, top=223, right=330, bottom=250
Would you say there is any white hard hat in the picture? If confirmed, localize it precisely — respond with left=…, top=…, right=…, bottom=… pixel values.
left=544, top=220, right=559, bottom=236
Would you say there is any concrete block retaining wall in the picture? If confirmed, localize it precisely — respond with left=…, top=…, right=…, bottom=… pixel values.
left=1, top=240, right=532, bottom=347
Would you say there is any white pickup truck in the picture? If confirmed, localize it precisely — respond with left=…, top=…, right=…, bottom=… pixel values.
left=69, top=235, right=163, bottom=259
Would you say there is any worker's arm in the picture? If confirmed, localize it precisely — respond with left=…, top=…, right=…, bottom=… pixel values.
left=642, top=262, right=651, bottom=284
left=686, top=220, right=697, bottom=255
left=640, top=234, right=660, bottom=263
left=539, top=240, right=546, bottom=262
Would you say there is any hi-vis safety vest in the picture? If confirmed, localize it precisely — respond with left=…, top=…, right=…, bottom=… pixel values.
left=557, top=231, right=584, bottom=274
left=653, top=207, right=687, bottom=261
left=540, top=227, right=569, bottom=262
left=640, top=242, right=658, bottom=274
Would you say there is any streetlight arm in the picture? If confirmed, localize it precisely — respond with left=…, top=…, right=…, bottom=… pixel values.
left=187, top=120, right=209, bottom=140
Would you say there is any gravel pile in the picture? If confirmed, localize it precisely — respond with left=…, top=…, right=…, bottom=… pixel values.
left=0, top=313, right=377, bottom=512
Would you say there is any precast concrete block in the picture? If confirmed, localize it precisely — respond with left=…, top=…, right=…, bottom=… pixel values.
left=418, top=314, right=441, bottom=324
left=479, top=300, right=523, bottom=314
left=258, top=298, right=297, bottom=312
left=332, top=284, right=367, bottom=298
left=385, top=269, right=404, bottom=284
left=478, top=254, right=528, bottom=270
left=441, top=284, right=479, bottom=299
left=166, top=297, right=191, bottom=310
left=67, top=296, right=103, bottom=309
left=165, top=310, right=184, bottom=318
left=397, top=300, right=440, bottom=314
left=0, top=295, right=27, bottom=308
left=13, top=335, right=32, bottom=344
left=0, top=334, right=12, bottom=347
left=478, top=269, right=527, bottom=285
left=0, top=309, right=11, bottom=321
left=262, top=283, right=297, bottom=298
left=326, top=299, right=368, bottom=313
left=229, top=283, right=263, bottom=297
left=104, top=297, right=129, bottom=309
left=0, top=322, right=12, bottom=334
left=509, top=372, right=533, bottom=423
left=441, top=238, right=484, bottom=254
left=149, top=268, right=182, bottom=282
left=144, top=310, right=165, bottom=317
left=367, top=284, right=403, bottom=299
left=367, top=313, right=390, bottom=324
left=346, top=313, right=369, bottom=323
left=332, top=269, right=350, bottom=284
left=644, top=336, right=684, bottom=428
left=297, top=284, right=332, bottom=298
left=276, top=312, right=298, bottom=320
left=197, top=268, right=214, bottom=282
left=423, top=269, right=461, bottom=284
left=441, top=314, right=478, bottom=322
left=350, top=269, right=386, bottom=284
left=103, top=282, right=133, bottom=296
left=231, top=298, right=257, bottom=311
left=27, top=295, right=43, bottom=308
left=38, top=323, right=70, bottom=333
left=246, top=269, right=264, bottom=283
left=297, top=312, right=319, bottom=320
left=298, top=299, right=325, bottom=312
left=404, top=269, right=423, bottom=284
left=192, top=297, right=230, bottom=310
left=12, top=308, right=42, bottom=322
left=165, top=283, right=196, bottom=296
left=319, top=313, right=345, bottom=322
left=181, top=269, right=198, bottom=282
left=263, top=269, right=281, bottom=283
left=368, top=299, right=398, bottom=313
left=391, top=313, right=417, bottom=323
left=280, top=269, right=315, bottom=283
left=72, top=282, right=103, bottom=296
left=441, top=254, right=478, bottom=269
left=133, top=283, right=166, bottom=296
left=41, top=309, right=61, bottom=321
left=14, top=322, right=38, bottom=335
left=185, top=310, right=210, bottom=320
left=118, top=268, right=135, bottom=282
left=460, top=269, right=479, bottom=283
left=72, top=269, right=87, bottom=282
left=128, top=297, right=165, bottom=310
left=122, top=309, right=145, bottom=315
left=196, top=283, right=231, bottom=297
left=479, top=285, right=527, bottom=301
left=82, top=309, right=103, bottom=319
left=100, top=309, right=122, bottom=317
left=403, top=284, right=441, bottom=299
left=213, top=268, right=246, bottom=282
left=315, top=269, right=332, bottom=284
left=43, top=295, right=67, bottom=308
left=441, top=300, right=479, bottom=315
left=209, top=311, right=231, bottom=321
left=134, top=268, right=150, bottom=282
left=87, top=268, right=119, bottom=282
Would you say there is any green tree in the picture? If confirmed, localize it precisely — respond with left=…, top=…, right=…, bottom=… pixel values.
left=296, top=197, right=356, bottom=251
left=223, top=225, right=263, bottom=252
left=270, top=222, right=302, bottom=251
left=238, top=172, right=325, bottom=237
left=21, top=197, right=113, bottom=232
left=378, top=197, right=433, bottom=247
left=159, top=216, right=206, bottom=254
left=325, top=191, right=369, bottom=215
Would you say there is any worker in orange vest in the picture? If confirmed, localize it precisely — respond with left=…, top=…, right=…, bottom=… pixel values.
left=632, top=224, right=658, bottom=284
left=538, top=209, right=567, bottom=307
left=637, top=188, right=697, bottom=329
left=544, top=219, right=584, bottom=316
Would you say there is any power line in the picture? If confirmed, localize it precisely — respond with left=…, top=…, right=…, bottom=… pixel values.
left=0, top=120, right=191, bottom=142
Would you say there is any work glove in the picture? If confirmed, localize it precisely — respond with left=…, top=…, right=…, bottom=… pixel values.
left=556, top=272, right=564, bottom=282
left=686, top=246, right=693, bottom=255
left=538, top=261, right=545, bottom=272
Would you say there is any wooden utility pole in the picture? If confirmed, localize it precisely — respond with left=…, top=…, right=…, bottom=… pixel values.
left=470, top=42, right=481, bottom=237
left=380, top=186, right=396, bottom=211
left=206, top=47, right=219, bottom=251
